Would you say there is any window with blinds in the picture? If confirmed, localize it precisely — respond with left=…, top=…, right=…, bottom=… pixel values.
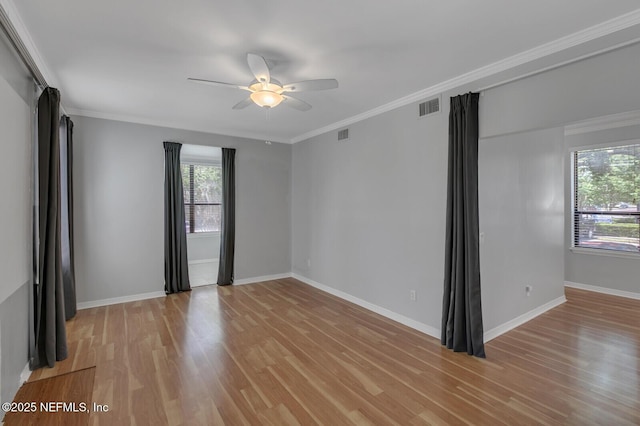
left=180, top=163, right=222, bottom=233
left=573, top=143, right=640, bottom=253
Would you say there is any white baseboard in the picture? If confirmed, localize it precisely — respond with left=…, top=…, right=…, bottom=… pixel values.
left=19, top=361, right=30, bottom=385
left=76, top=272, right=573, bottom=346
left=565, top=281, right=640, bottom=300
left=234, top=273, right=292, bottom=286
left=77, top=273, right=293, bottom=309
left=3, top=362, right=32, bottom=408
left=291, top=273, right=440, bottom=339
left=483, top=295, right=567, bottom=342
left=291, top=274, right=569, bottom=344
left=77, top=291, right=166, bottom=310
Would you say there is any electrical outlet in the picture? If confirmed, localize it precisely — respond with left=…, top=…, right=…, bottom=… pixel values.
left=307, top=258, right=311, bottom=268
left=410, top=290, right=417, bottom=301
left=525, top=285, right=532, bottom=297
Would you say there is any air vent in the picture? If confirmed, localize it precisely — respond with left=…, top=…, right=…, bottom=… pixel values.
left=338, top=128, right=349, bottom=141
left=419, top=97, right=440, bottom=117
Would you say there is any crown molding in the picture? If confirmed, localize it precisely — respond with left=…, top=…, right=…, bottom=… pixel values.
left=4, top=0, right=640, bottom=144
left=291, top=8, right=640, bottom=143
left=564, top=109, right=640, bottom=136
left=66, top=107, right=290, bottom=144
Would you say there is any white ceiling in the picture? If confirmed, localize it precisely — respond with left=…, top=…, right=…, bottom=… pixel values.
left=5, top=0, right=640, bottom=143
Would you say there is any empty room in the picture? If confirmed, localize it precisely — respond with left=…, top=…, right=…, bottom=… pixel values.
left=1, top=1, right=639, bottom=425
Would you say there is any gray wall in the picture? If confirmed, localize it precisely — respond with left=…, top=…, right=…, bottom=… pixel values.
left=0, top=284, right=29, bottom=404
left=292, top=40, right=640, bottom=334
left=480, top=42, right=640, bottom=139
left=564, top=124, right=640, bottom=293
left=0, top=29, right=33, bottom=105
left=73, top=116, right=291, bottom=303
left=292, top=103, right=448, bottom=330
left=0, top=31, right=32, bottom=405
left=0, top=47, right=31, bottom=306
left=291, top=100, right=565, bottom=333
left=481, top=41, right=640, bottom=294
left=479, top=128, right=565, bottom=330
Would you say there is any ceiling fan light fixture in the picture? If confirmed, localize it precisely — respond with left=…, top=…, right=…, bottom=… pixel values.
left=189, top=54, right=337, bottom=111
left=250, top=90, right=283, bottom=108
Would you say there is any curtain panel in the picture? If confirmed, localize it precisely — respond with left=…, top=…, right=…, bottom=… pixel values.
left=33, top=87, right=68, bottom=368
left=163, top=142, right=191, bottom=294
left=217, top=148, right=236, bottom=286
left=441, top=92, right=486, bottom=358
left=60, top=115, right=76, bottom=320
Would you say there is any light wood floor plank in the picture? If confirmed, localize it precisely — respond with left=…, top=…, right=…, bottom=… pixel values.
left=5, top=367, right=95, bottom=426
left=27, top=280, right=640, bottom=425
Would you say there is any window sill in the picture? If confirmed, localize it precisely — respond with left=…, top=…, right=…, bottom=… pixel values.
left=570, top=246, right=640, bottom=259
left=187, top=232, right=220, bottom=239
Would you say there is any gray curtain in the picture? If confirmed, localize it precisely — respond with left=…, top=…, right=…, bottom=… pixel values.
left=34, top=87, right=68, bottom=368
left=441, top=92, right=486, bottom=358
left=217, top=148, right=236, bottom=286
left=60, top=115, right=76, bottom=320
left=163, top=142, right=191, bottom=294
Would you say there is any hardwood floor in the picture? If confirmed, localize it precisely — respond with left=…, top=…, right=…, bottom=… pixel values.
left=6, top=366, right=95, bottom=425
left=28, top=279, right=640, bottom=425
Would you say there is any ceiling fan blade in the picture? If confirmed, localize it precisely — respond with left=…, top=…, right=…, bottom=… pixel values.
left=232, top=97, right=253, bottom=110
left=247, top=53, right=270, bottom=84
left=188, top=78, right=249, bottom=91
left=282, top=95, right=312, bottom=111
left=282, top=79, right=338, bottom=93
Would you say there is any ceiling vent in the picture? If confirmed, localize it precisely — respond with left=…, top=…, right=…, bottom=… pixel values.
left=419, top=97, right=440, bottom=117
left=338, top=128, right=349, bottom=141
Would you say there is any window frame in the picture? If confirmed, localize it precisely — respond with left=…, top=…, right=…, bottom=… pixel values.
left=181, top=162, right=222, bottom=234
left=570, top=142, right=640, bottom=257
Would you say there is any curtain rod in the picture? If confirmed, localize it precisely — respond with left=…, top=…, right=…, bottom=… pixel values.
left=0, top=4, right=48, bottom=88
left=0, top=5, right=69, bottom=115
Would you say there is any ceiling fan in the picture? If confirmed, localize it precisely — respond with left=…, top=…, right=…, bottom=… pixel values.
left=188, top=53, right=338, bottom=111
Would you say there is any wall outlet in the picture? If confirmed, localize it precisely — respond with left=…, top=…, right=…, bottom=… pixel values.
left=410, top=290, right=417, bottom=301
left=306, top=258, right=311, bottom=268
left=525, top=285, right=532, bottom=297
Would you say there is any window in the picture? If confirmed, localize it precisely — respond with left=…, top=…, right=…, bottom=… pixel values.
left=573, top=143, right=640, bottom=253
left=181, top=163, right=222, bottom=233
